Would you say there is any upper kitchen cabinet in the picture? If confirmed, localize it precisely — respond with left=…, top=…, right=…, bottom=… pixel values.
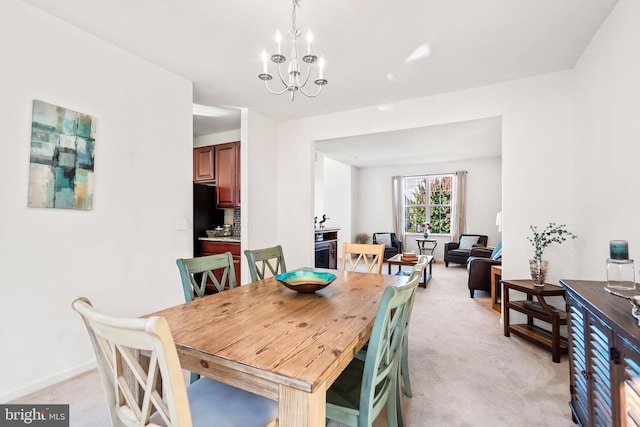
left=215, top=141, right=240, bottom=208
left=193, top=145, right=214, bottom=182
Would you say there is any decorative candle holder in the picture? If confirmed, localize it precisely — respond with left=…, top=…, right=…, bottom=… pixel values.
left=606, top=258, right=636, bottom=291
left=610, top=240, right=629, bottom=260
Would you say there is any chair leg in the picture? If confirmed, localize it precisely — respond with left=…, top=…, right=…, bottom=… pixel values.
left=469, top=289, right=475, bottom=298
left=445, top=261, right=449, bottom=267
left=401, top=337, right=412, bottom=398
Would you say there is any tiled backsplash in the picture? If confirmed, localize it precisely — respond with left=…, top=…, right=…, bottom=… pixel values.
left=233, top=208, right=241, bottom=237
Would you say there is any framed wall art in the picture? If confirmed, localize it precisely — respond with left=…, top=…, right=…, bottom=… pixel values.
left=28, top=99, right=96, bottom=210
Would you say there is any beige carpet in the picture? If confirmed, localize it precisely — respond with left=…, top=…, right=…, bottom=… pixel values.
left=12, top=263, right=575, bottom=426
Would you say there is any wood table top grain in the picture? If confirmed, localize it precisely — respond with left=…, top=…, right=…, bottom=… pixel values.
left=145, top=268, right=406, bottom=427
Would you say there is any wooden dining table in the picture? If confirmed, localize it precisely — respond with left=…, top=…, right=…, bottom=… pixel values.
left=145, top=268, right=407, bottom=427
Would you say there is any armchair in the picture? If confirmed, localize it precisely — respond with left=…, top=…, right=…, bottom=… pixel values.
left=372, top=232, right=403, bottom=260
left=467, top=241, right=503, bottom=298
left=443, top=234, right=488, bottom=267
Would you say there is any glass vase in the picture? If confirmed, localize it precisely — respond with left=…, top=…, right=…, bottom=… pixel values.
left=606, top=258, right=636, bottom=291
left=529, top=259, right=548, bottom=286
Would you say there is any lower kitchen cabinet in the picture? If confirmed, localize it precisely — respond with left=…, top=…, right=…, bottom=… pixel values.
left=562, top=279, right=640, bottom=426
left=200, top=240, right=241, bottom=288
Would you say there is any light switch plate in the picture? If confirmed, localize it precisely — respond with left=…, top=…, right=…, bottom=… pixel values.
left=175, top=217, right=188, bottom=231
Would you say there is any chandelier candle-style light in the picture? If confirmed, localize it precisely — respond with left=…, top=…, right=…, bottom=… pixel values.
left=258, top=0, right=327, bottom=100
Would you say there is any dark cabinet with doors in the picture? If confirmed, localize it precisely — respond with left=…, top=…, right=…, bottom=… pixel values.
left=193, top=145, right=214, bottom=182
left=314, top=228, right=339, bottom=269
left=562, top=279, right=640, bottom=426
left=215, top=141, right=240, bottom=208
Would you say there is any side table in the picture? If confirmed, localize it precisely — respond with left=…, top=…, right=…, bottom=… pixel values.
left=490, top=265, right=502, bottom=312
left=415, top=238, right=437, bottom=255
left=502, top=279, right=568, bottom=363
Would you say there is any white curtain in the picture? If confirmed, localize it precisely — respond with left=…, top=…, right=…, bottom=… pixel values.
left=451, top=171, right=467, bottom=241
left=391, top=176, right=403, bottom=239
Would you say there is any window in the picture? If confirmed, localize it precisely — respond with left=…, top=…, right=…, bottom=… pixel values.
left=403, top=174, right=453, bottom=234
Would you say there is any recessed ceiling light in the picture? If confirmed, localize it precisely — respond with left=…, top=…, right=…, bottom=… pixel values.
left=386, top=73, right=396, bottom=83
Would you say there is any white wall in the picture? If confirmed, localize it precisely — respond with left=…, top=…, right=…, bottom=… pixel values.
left=241, top=109, right=279, bottom=282
left=275, top=71, right=576, bottom=284
left=319, top=156, right=352, bottom=259
left=572, top=0, right=640, bottom=280
left=193, top=129, right=241, bottom=148
left=355, top=156, right=502, bottom=260
left=0, top=1, right=193, bottom=401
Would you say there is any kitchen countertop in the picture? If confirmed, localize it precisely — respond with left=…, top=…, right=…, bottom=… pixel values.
left=198, top=237, right=241, bottom=243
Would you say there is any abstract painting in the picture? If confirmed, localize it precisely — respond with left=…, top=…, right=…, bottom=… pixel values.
left=28, top=100, right=96, bottom=210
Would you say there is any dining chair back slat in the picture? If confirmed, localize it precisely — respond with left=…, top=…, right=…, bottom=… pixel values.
left=71, top=297, right=278, bottom=427
left=341, top=243, right=385, bottom=274
left=244, top=245, right=287, bottom=282
left=176, top=253, right=236, bottom=302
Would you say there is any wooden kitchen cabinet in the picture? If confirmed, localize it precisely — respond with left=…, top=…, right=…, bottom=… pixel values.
left=200, top=240, right=241, bottom=288
left=215, top=141, right=240, bottom=208
left=193, top=145, right=214, bottom=182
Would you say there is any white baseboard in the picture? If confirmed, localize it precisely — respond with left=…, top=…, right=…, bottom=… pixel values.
left=1, top=361, right=97, bottom=403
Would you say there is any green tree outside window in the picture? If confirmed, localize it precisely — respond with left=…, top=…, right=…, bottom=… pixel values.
left=404, top=175, right=452, bottom=234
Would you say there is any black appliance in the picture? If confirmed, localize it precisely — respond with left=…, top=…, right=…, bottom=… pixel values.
left=193, top=183, right=224, bottom=255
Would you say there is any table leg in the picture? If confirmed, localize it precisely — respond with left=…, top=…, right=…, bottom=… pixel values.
left=503, top=282, right=510, bottom=337
left=279, top=383, right=325, bottom=427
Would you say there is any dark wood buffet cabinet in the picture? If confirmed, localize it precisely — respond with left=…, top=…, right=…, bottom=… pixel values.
left=561, top=279, right=640, bottom=426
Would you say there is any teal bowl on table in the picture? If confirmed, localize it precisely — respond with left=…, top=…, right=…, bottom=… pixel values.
left=275, top=270, right=337, bottom=293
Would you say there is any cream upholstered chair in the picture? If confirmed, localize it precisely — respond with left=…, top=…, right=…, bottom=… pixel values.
left=341, top=243, right=385, bottom=274
left=71, top=297, right=277, bottom=427
left=176, top=252, right=236, bottom=302
left=244, top=245, right=287, bottom=282
left=325, top=267, right=420, bottom=426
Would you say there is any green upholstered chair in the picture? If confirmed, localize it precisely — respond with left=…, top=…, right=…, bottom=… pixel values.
left=400, top=256, right=428, bottom=399
left=244, top=245, right=287, bottom=282
left=355, top=256, right=427, bottom=401
left=71, top=297, right=278, bottom=427
left=176, top=252, right=237, bottom=302
left=325, top=265, right=420, bottom=427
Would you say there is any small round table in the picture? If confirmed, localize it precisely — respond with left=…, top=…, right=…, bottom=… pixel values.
left=416, top=238, right=437, bottom=255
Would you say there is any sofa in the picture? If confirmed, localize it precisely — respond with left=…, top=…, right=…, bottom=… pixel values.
left=443, top=234, right=489, bottom=267
left=372, top=232, right=403, bottom=260
left=467, top=241, right=503, bottom=298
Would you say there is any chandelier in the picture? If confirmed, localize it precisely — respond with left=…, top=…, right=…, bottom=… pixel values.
left=258, top=0, right=327, bottom=101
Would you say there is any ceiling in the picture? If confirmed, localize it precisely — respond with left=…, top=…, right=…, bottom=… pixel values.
left=315, top=116, right=502, bottom=168
left=23, top=0, right=617, bottom=162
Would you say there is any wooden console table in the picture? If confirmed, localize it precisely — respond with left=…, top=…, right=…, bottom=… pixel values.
left=502, top=279, right=568, bottom=363
left=490, top=265, right=502, bottom=312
